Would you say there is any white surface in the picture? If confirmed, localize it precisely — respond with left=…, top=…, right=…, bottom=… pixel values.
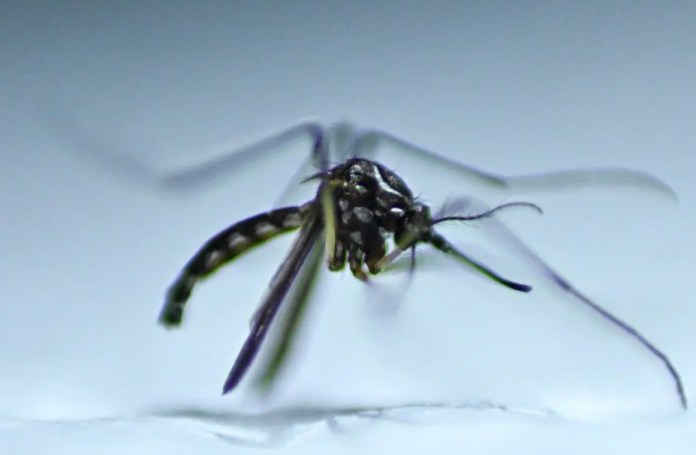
left=1, top=1, right=695, bottom=453
left=3, top=406, right=695, bottom=455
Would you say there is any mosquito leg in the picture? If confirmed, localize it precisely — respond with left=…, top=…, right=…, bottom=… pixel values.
left=348, top=244, right=369, bottom=282
left=371, top=245, right=418, bottom=281
left=254, top=229, right=326, bottom=391
left=349, top=129, right=676, bottom=199
left=365, top=241, right=388, bottom=275
left=429, top=232, right=532, bottom=293
left=328, top=239, right=348, bottom=271
left=222, top=209, right=324, bottom=394
left=372, top=246, right=405, bottom=273
left=478, top=214, right=688, bottom=410
left=409, top=245, right=417, bottom=275
left=159, top=205, right=310, bottom=327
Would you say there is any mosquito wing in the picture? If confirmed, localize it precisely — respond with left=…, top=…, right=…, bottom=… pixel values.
left=349, top=129, right=676, bottom=202
left=161, top=122, right=327, bottom=193
left=222, top=205, right=324, bottom=394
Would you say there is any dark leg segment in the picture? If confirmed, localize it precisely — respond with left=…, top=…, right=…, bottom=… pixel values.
left=479, top=216, right=688, bottom=410
left=222, top=208, right=324, bottom=393
left=429, top=232, right=532, bottom=293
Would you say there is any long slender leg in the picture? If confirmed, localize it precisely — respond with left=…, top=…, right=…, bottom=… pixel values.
left=222, top=207, right=324, bottom=394
left=365, top=241, right=388, bottom=275
left=428, top=232, right=532, bottom=293
left=328, top=239, right=348, bottom=271
left=254, top=225, right=326, bottom=391
left=475, top=210, right=688, bottom=410
left=319, top=180, right=339, bottom=267
left=436, top=194, right=687, bottom=409
left=349, top=129, right=676, bottom=200
left=160, top=205, right=309, bottom=327
left=348, top=244, right=369, bottom=282
left=226, top=129, right=338, bottom=392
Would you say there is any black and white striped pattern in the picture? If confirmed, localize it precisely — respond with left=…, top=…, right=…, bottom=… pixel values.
left=159, top=204, right=310, bottom=327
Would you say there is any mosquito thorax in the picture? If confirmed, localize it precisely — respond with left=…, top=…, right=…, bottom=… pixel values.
left=319, top=158, right=434, bottom=275
left=327, top=159, right=416, bottom=230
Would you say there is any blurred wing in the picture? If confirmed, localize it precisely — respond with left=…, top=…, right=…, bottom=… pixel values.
left=349, top=129, right=676, bottom=201
left=161, top=122, right=326, bottom=193
left=56, top=118, right=327, bottom=196
left=222, top=206, right=324, bottom=394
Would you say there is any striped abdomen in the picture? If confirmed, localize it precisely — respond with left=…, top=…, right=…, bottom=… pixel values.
left=160, top=204, right=310, bottom=327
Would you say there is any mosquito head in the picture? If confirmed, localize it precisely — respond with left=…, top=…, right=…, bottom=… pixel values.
left=393, top=202, right=434, bottom=250
left=394, top=201, right=542, bottom=250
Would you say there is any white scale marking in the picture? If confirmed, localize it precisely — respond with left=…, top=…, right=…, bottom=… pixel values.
left=227, top=232, right=250, bottom=250
left=353, top=206, right=373, bottom=223
left=350, top=231, right=363, bottom=244
left=205, top=250, right=224, bottom=268
left=283, top=212, right=302, bottom=227
left=255, top=221, right=278, bottom=237
left=371, top=164, right=403, bottom=196
left=341, top=211, right=353, bottom=224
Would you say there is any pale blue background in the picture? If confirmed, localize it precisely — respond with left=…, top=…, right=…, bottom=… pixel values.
left=1, top=1, right=695, bottom=453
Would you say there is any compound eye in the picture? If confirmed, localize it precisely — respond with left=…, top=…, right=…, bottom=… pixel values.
left=394, top=225, right=417, bottom=250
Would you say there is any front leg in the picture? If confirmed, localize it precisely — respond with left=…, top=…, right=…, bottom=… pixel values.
left=327, top=238, right=347, bottom=271
left=364, top=241, right=388, bottom=275
left=347, top=244, right=369, bottom=282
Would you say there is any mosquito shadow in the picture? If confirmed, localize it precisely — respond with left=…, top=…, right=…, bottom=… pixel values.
left=145, top=401, right=558, bottom=448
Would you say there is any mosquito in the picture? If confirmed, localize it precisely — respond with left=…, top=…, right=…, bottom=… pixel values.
left=157, top=122, right=687, bottom=410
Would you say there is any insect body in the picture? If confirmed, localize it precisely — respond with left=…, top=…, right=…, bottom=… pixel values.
left=161, top=157, right=535, bottom=391
left=158, top=122, right=687, bottom=409
left=323, top=158, right=418, bottom=279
